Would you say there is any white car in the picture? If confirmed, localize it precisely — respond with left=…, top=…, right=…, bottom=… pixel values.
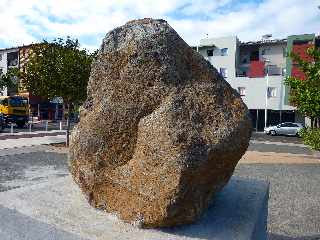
left=264, top=122, right=304, bottom=136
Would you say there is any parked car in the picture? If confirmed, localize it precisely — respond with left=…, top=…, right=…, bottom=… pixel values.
left=0, top=113, right=5, bottom=132
left=264, top=122, right=304, bottom=136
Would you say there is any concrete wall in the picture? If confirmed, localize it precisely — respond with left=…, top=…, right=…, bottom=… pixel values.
left=230, top=76, right=294, bottom=111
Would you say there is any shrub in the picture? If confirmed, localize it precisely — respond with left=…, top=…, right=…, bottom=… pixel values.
left=299, top=128, right=320, bottom=151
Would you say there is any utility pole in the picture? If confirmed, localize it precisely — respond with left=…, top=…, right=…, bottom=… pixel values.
left=264, top=59, right=270, bottom=128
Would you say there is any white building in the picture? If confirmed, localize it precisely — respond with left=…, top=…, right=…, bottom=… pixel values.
left=0, top=47, right=19, bottom=96
left=196, top=36, right=305, bottom=131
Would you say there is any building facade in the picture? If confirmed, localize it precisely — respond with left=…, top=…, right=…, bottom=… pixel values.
left=196, top=34, right=317, bottom=131
left=0, top=47, right=19, bottom=96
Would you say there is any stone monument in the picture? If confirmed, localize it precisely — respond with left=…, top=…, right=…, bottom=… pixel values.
left=69, top=18, right=252, bottom=228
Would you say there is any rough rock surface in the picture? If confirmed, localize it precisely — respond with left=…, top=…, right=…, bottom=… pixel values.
left=69, top=18, right=251, bottom=228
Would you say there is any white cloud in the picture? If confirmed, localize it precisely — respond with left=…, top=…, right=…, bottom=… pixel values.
left=180, top=0, right=233, bottom=16
left=0, top=0, right=319, bottom=50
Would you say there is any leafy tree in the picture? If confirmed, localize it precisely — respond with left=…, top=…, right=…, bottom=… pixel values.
left=22, top=37, right=94, bottom=145
left=285, top=47, right=320, bottom=128
left=0, top=67, right=20, bottom=94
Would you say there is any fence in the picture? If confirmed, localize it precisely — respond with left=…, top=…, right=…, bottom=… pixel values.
left=5, top=120, right=76, bottom=134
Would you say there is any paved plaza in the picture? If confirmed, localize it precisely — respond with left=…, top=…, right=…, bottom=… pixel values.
left=0, top=132, right=319, bottom=239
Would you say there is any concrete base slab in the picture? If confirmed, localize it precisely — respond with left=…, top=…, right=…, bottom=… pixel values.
left=0, top=176, right=269, bottom=240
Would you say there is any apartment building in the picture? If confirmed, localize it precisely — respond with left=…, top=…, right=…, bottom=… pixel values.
left=0, top=47, right=20, bottom=96
left=196, top=34, right=318, bottom=131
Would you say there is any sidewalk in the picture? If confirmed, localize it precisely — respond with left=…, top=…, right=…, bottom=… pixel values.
left=0, top=131, right=66, bottom=150
left=0, top=130, right=66, bottom=140
left=250, top=139, right=306, bottom=148
left=240, top=150, right=320, bottom=164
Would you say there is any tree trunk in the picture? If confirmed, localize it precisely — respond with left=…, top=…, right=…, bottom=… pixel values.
left=316, top=117, right=320, bottom=128
left=311, top=117, right=314, bottom=129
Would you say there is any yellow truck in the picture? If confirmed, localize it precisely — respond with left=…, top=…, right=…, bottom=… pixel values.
left=0, top=96, right=29, bottom=128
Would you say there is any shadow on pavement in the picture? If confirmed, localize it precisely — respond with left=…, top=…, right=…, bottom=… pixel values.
left=269, top=233, right=320, bottom=240
left=0, top=205, right=87, bottom=240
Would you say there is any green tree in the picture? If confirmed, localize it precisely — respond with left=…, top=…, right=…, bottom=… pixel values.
left=0, top=67, right=20, bottom=94
left=285, top=47, right=320, bottom=128
left=22, top=37, right=93, bottom=145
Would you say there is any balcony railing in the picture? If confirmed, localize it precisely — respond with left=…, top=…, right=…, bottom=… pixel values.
left=236, top=62, right=283, bottom=78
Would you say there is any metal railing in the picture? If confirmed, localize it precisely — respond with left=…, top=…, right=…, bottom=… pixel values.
left=2, top=120, right=76, bottom=134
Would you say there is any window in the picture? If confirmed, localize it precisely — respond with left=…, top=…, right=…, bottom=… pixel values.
left=238, top=87, right=246, bottom=96
left=262, top=48, right=270, bottom=55
left=250, top=51, right=259, bottom=61
left=267, top=65, right=281, bottom=75
left=221, top=48, right=228, bottom=56
left=280, top=123, right=295, bottom=128
left=0, top=98, right=8, bottom=106
left=7, top=51, right=18, bottom=67
left=207, top=49, right=214, bottom=57
left=8, top=97, right=25, bottom=107
left=220, top=68, right=227, bottom=78
left=267, top=87, right=276, bottom=97
left=241, top=57, right=248, bottom=64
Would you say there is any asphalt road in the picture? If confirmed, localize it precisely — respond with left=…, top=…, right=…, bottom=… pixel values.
left=248, top=142, right=313, bottom=155
left=250, top=132, right=313, bottom=156
left=251, top=132, right=303, bottom=144
left=234, top=163, right=320, bottom=239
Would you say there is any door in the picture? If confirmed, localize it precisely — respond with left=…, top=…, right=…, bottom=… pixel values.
left=287, top=123, right=298, bottom=135
left=278, top=123, right=290, bottom=135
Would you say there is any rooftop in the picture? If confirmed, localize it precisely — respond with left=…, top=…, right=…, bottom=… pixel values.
left=240, top=38, right=287, bottom=47
left=0, top=44, right=35, bottom=52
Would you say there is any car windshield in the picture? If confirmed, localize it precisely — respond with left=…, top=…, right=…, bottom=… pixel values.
left=8, top=97, right=26, bottom=107
left=0, top=98, right=8, bottom=106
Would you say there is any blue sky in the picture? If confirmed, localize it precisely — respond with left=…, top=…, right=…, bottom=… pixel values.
left=0, top=0, right=319, bottom=52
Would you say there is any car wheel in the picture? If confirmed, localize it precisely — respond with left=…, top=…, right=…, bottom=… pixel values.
left=270, top=130, right=276, bottom=136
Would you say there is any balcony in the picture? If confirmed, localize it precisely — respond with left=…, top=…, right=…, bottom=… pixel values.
left=237, top=61, right=283, bottom=78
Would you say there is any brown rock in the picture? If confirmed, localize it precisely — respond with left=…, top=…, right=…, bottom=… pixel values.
left=69, top=18, right=251, bottom=228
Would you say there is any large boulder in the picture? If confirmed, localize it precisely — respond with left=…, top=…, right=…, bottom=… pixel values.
left=69, top=18, right=251, bottom=228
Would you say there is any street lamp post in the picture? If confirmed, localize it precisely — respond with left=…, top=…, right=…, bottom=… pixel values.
left=264, top=59, right=270, bottom=128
